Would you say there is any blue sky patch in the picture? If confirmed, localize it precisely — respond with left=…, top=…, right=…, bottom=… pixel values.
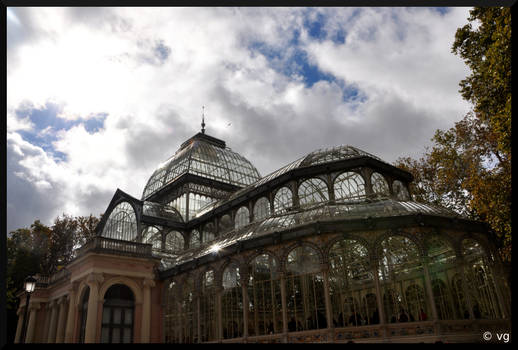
left=15, top=102, right=107, bottom=162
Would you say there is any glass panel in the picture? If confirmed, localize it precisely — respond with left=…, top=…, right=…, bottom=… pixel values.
left=234, top=206, right=250, bottom=230
left=101, top=327, right=110, bottom=343
left=253, top=197, right=271, bottom=222
left=371, top=172, right=389, bottom=198
left=190, top=229, right=201, bottom=248
left=142, top=226, right=162, bottom=251
left=102, top=307, right=111, bottom=323
left=101, top=201, right=137, bottom=241
left=124, top=309, right=132, bottom=325
left=298, top=178, right=329, bottom=207
left=122, top=328, right=131, bottom=343
left=328, top=239, right=377, bottom=327
left=112, top=329, right=120, bottom=343
left=334, top=171, right=366, bottom=202
left=113, top=308, right=121, bottom=324
left=393, top=180, right=410, bottom=201
left=273, top=187, right=292, bottom=214
left=219, top=215, right=233, bottom=235
left=165, top=231, right=184, bottom=253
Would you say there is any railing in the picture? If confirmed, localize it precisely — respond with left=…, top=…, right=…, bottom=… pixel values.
left=218, top=319, right=511, bottom=343
left=75, top=236, right=153, bottom=258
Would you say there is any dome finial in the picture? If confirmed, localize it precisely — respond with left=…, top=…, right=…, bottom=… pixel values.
left=201, top=106, right=206, bottom=134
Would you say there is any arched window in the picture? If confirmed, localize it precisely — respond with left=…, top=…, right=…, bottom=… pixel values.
left=371, top=172, right=389, bottom=198
left=219, top=215, right=233, bottom=235
left=100, top=284, right=135, bottom=343
left=164, top=281, right=179, bottom=342
left=248, top=254, right=282, bottom=336
left=273, top=187, right=292, bottom=214
left=334, top=172, right=366, bottom=202
left=298, top=178, right=329, bottom=207
left=179, top=277, right=197, bottom=343
left=102, top=202, right=137, bottom=241
left=142, top=226, right=162, bottom=251
left=426, top=235, right=459, bottom=319
left=392, top=180, right=410, bottom=201
left=203, top=223, right=215, bottom=243
left=328, top=239, right=376, bottom=327
left=378, top=235, right=427, bottom=323
left=253, top=197, right=271, bottom=222
left=200, top=270, right=217, bottom=342
left=285, top=246, right=326, bottom=331
left=190, top=229, right=201, bottom=248
left=234, top=206, right=250, bottom=230
left=165, top=231, right=184, bottom=253
left=462, top=239, right=501, bottom=319
left=221, top=263, right=243, bottom=339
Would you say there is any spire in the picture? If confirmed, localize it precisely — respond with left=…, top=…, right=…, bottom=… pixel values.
left=201, top=106, right=206, bottom=134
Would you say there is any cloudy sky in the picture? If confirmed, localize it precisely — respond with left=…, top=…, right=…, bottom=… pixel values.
left=7, top=7, right=474, bottom=233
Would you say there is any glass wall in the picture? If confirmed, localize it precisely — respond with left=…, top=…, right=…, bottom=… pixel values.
left=334, top=172, right=366, bottom=202
left=298, top=178, right=329, bottom=207
left=378, top=235, right=427, bottom=323
left=102, top=201, right=138, bottom=241
left=371, top=172, right=389, bottom=198
left=221, top=263, right=243, bottom=339
left=235, top=206, right=250, bottom=230
left=253, top=197, right=271, bottom=222
left=273, top=187, right=293, bottom=214
left=285, top=246, right=326, bottom=331
left=165, top=231, right=185, bottom=253
left=328, top=239, right=378, bottom=327
left=248, top=254, right=282, bottom=336
left=199, top=270, right=217, bottom=342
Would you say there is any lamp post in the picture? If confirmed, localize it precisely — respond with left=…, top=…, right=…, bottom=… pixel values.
left=19, top=276, right=37, bottom=344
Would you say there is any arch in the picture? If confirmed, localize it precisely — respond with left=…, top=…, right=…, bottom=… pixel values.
left=282, top=241, right=324, bottom=272
left=234, top=206, right=250, bottom=230
left=298, top=177, right=329, bottom=207
left=102, top=201, right=138, bottom=241
left=273, top=186, right=293, bottom=214
left=100, top=284, right=135, bottom=343
left=324, top=233, right=374, bottom=265
left=219, top=215, right=233, bottom=235
left=370, top=172, right=389, bottom=197
left=99, top=276, right=143, bottom=304
left=253, top=197, right=271, bottom=222
left=333, top=171, right=366, bottom=202
left=142, top=225, right=162, bottom=250
left=165, top=230, right=185, bottom=253
left=392, top=180, right=410, bottom=201
left=189, top=229, right=201, bottom=248
left=203, top=223, right=216, bottom=243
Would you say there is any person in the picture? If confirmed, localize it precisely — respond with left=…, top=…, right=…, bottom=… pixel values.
left=288, top=317, right=296, bottom=332
left=371, top=308, right=380, bottom=324
left=317, top=310, right=327, bottom=329
left=419, top=308, right=427, bottom=321
left=398, top=308, right=409, bottom=322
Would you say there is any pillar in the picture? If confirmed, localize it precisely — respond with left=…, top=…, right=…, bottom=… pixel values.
left=321, top=264, right=333, bottom=331
left=42, top=302, right=52, bottom=342
left=241, top=272, right=249, bottom=340
left=216, top=286, right=223, bottom=341
left=25, top=302, right=41, bottom=343
left=279, top=272, right=288, bottom=341
left=422, top=258, right=439, bottom=321
left=84, top=273, right=104, bottom=343
left=47, top=300, right=59, bottom=343
left=14, top=307, right=24, bottom=343
left=55, top=296, right=68, bottom=342
left=65, top=284, right=78, bottom=342
left=456, top=258, right=475, bottom=319
left=141, top=278, right=155, bottom=343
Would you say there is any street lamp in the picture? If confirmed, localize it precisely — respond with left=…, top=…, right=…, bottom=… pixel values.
left=20, top=276, right=37, bottom=343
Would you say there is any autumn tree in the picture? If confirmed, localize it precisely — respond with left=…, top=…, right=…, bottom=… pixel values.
left=396, top=7, right=511, bottom=262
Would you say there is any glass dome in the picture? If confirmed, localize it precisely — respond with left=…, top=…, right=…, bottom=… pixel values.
left=142, top=133, right=261, bottom=199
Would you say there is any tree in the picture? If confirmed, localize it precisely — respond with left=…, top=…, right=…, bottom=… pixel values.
left=451, top=7, right=511, bottom=157
left=395, top=7, right=511, bottom=263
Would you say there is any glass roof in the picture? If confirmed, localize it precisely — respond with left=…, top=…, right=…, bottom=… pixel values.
left=159, top=199, right=462, bottom=270
left=142, top=201, right=184, bottom=222
left=142, top=133, right=261, bottom=199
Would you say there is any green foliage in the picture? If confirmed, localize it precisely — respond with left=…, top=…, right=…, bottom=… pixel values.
left=451, top=7, right=511, bottom=157
left=395, top=7, right=511, bottom=263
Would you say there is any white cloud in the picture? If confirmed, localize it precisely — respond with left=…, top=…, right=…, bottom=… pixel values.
left=6, top=7, right=474, bottom=232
